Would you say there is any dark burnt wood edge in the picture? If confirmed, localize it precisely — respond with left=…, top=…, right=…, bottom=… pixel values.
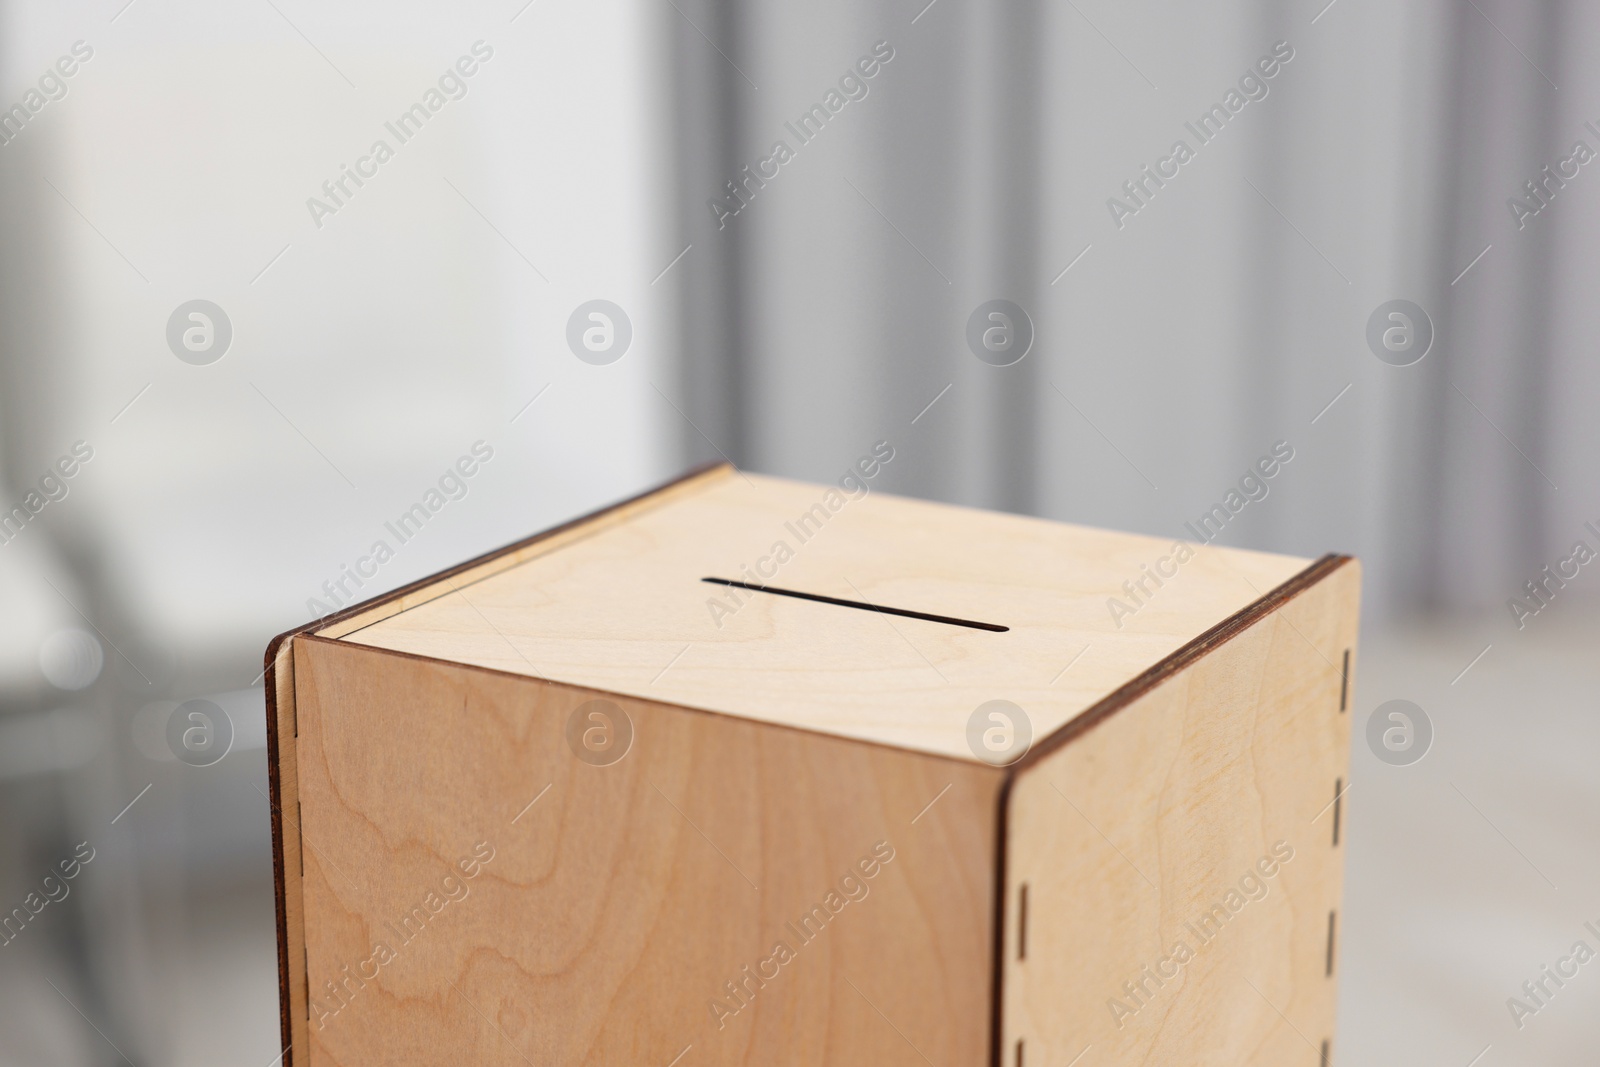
left=985, top=551, right=1354, bottom=1067
left=1013, top=553, right=1351, bottom=773
left=263, top=645, right=293, bottom=1067
left=260, top=460, right=730, bottom=1067
left=989, top=752, right=1013, bottom=1067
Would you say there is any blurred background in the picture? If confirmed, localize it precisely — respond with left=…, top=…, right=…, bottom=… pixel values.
left=0, top=0, right=1595, bottom=1062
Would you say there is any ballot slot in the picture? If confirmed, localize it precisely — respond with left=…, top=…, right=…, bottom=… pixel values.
left=700, top=576, right=1011, bottom=632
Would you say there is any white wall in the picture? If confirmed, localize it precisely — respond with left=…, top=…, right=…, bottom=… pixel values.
left=0, top=0, right=680, bottom=687
left=0, top=4, right=677, bottom=1062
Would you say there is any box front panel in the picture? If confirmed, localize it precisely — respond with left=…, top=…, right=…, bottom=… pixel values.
left=291, top=636, right=1001, bottom=1066
left=1001, top=562, right=1360, bottom=1065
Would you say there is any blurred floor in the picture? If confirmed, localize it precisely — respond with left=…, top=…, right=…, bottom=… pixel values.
left=1341, top=612, right=1600, bottom=1066
left=161, top=874, right=281, bottom=1067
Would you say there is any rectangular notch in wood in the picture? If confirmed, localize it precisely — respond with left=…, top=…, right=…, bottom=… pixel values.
left=1018, top=883, right=1028, bottom=960
left=1326, top=910, right=1337, bottom=977
left=1332, top=778, right=1342, bottom=848
left=1339, top=649, right=1350, bottom=711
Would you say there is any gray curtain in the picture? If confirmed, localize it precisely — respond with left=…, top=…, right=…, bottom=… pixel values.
left=666, top=0, right=1600, bottom=622
left=667, top=0, right=1043, bottom=515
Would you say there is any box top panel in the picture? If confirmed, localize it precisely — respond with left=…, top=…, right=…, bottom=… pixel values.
left=333, top=466, right=1313, bottom=762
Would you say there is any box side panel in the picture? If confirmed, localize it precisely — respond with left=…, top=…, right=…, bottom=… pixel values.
left=1000, top=561, right=1359, bottom=1066
left=291, top=636, right=1002, bottom=1066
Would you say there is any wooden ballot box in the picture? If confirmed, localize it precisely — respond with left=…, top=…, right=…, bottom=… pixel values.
left=265, top=462, right=1359, bottom=1067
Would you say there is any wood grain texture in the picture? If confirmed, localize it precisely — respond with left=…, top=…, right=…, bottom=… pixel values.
left=339, top=471, right=1310, bottom=762
left=999, top=559, right=1360, bottom=1066
left=292, top=635, right=1002, bottom=1067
